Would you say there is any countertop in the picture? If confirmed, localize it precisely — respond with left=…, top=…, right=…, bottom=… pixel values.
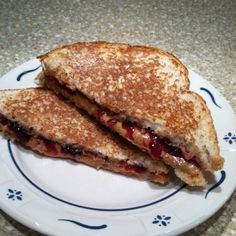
left=0, top=0, right=235, bottom=235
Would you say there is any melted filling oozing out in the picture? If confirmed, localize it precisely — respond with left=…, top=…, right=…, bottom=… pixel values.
left=42, top=78, right=186, bottom=162
left=0, top=115, right=147, bottom=174
left=119, top=160, right=146, bottom=173
left=42, top=139, right=59, bottom=155
left=96, top=110, right=184, bottom=161
left=6, top=120, right=31, bottom=144
left=42, top=78, right=186, bottom=163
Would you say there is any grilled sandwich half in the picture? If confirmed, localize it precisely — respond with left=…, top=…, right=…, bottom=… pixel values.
left=0, top=88, right=168, bottom=184
left=37, top=41, right=224, bottom=186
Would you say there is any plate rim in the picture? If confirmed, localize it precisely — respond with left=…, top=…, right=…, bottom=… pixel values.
left=0, top=59, right=235, bottom=236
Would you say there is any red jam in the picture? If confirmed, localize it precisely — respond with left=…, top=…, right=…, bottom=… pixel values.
left=107, top=118, right=117, bottom=126
left=121, top=120, right=184, bottom=160
left=0, top=114, right=8, bottom=125
left=149, top=134, right=162, bottom=160
left=94, top=108, right=184, bottom=161
left=62, top=145, right=82, bottom=156
left=122, top=122, right=135, bottom=140
left=161, top=138, right=183, bottom=158
left=96, top=109, right=106, bottom=120
left=8, top=122, right=31, bottom=144
left=131, top=165, right=146, bottom=173
left=120, top=160, right=146, bottom=173
left=43, top=139, right=58, bottom=155
left=122, top=120, right=141, bottom=140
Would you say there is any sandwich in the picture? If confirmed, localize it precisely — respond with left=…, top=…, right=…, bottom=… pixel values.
left=0, top=88, right=169, bottom=184
left=37, top=41, right=224, bottom=186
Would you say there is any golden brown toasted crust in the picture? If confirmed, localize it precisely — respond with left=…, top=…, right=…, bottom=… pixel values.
left=38, top=42, right=195, bottom=144
left=38, top=41, right=223, bottom=173
left=0, top=88, right=168, bottom=182
left=38, top=42, right=190, bottom=124
left=0, top=124, right=167, bottom=184
left=40, top=75, right=207, bottom=186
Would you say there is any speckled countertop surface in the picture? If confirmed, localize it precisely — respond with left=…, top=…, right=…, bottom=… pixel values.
left=0, top=0, right=235, bottom=235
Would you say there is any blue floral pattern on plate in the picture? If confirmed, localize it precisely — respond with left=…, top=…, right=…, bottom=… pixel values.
left=7, top=189, right=23, bottom=201
left=8, top=138, right=187, bottom=211
left=223, top=132, right=236, bottom=144
left=152, top=215, right=171, bottom=226
left=0, top=61, right=235, bottom=236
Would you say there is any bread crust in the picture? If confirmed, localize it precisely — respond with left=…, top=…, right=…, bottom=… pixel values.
left=37, top=41, right=224, bottom=184
left=0, top=88, right=168, bottom=182
left=38, top=42, right=194, bottom=143
left=41, top=75, right=207, bottom=186
left=1, top=122, right=167, bottom=184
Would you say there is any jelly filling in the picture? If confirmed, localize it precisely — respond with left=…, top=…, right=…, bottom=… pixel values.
left=43, top=139, right=59, bottom=155
left=119, top=160, right=146, bottom=173
left=122, top=120, right=141, bottom=140
left=62, top=145, right=83, bottom=156
left=146, top=129, right=183, bottom=160
left=0, top=115, right=82, bottom=156
left=95, top=109, right=184, bottom=161
left=7, top=119, right=31, bottom=144
left=0, top=115, right=148, bottom=174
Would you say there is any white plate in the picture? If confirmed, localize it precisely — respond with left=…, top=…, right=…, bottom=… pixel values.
left=0, top=59, right=235, bottom=236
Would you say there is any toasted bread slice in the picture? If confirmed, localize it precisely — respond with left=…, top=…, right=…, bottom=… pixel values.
left=39, top=75, right=207, bottom=186
left=0, top=88, right=169, bottom=184
left=37, top=41, right=224, bottom=186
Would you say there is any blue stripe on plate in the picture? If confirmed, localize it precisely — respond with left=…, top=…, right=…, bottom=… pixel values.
left=8, top=140, right=186, bottom=212
left=200, top=87, right=221, bottom=108
left=58, top=219, right=107, bottom=230
left=16, top=65, right=41, bottom=81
